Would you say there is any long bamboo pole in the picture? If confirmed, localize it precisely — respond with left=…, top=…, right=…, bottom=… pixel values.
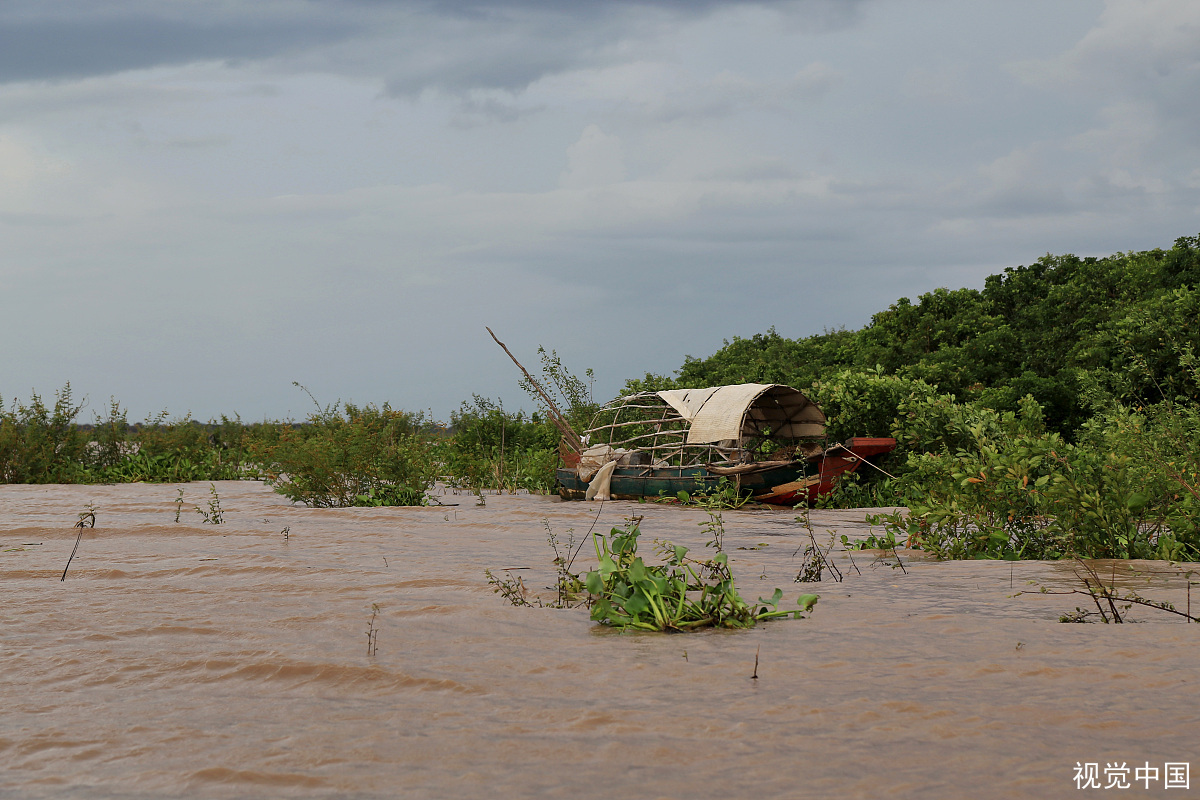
left=486, top=327, right=584, bottom=454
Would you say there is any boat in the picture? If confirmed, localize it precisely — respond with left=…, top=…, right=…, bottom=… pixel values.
left=555, top=383, right=896, bottom=506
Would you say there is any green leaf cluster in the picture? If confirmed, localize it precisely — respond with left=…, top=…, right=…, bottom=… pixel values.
left=437, top=395, right=560, bottom=493
left=0, top=385, right=254, bottom=484
left=584, top=522, right=817, bottom=631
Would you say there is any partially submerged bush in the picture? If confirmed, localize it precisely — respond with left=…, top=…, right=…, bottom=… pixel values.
left=584, top=521, right=817, bottom=631
left=251, top=402, right=438, bottom=507
left=0, top=386, right=250, bottom=484
left=876, top=394, right=1200, bottom=560
left=438, top=396, right=559, bottom=493
left=0, top=384, right=91, bottom=483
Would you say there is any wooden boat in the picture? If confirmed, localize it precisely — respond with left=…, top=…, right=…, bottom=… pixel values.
left=555, top=384, right=895, bottom=506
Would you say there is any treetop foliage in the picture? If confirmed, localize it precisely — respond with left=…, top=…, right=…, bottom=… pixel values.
left=628, top=234, right=1200, bottom=437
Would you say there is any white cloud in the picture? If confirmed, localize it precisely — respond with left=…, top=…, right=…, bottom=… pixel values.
left=1011, top=0, right=1200, bottom=87
left=560, top=125, right=627, bottom=189
left=786, top=61, right=843, bottom=98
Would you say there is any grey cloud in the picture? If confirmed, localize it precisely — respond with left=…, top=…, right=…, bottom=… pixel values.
left=1008, top=1, right=1200, bottom=162
left=0, top=79, right=205, bottom=123
left=632, top=63, right=843, bottom=124
left=159, top=134, right=233, bottom=149
left=449, top=95, right=544, bottom=127
left=0, top=0, right=865, bottom=91
left=0, top=11, right=360, bottom=83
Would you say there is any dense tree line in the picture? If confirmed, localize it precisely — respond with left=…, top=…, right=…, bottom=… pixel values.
left=627, top=234, right=1200, bottom=437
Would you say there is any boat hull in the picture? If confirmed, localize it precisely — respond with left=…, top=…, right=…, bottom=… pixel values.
left=555, top=463, right=808, bottom=502
left=556, top=437, right=896, bottom=506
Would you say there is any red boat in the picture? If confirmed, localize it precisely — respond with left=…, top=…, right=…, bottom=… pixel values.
left=746, top=437, right=897, bottom=505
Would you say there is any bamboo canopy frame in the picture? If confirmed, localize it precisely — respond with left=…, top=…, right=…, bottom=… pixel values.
left=582, top=384, right=826, bottom=469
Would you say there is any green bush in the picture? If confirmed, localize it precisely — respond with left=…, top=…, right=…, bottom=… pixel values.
left=810, top=368, right=938, bottom=443
left=0, top=385, right=258, bottom=485
left=879, top=394, right=1200, bottom=560
left=251, top=402, right=438, bottom=507
left=0, top=384, right=90, bottom=483
left=438, top=396, right=559, bottom=492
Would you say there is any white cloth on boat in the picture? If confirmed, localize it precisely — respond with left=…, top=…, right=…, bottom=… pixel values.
left=654, top=386, right=720, bottom=423
left=575, top=444, right=632, bottom=482
left=585, top=459, right=618, bottom=501
left=657, top=384, right=772, bottom=444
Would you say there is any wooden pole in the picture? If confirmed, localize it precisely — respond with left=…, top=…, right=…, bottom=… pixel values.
left=486, top=327, right=584, bottom=453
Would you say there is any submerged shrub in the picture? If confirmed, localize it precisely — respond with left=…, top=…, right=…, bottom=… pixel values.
left=879, top=394, right=1200, bottom=561
left=251, top=402, right=438, bottom=507
left=0, top=384, right=90, bottom=483
left=439, top=396, right=559, bottom=493
left=584, top=521, right=817, bottom=631
left=0, top=385, right=257, bottom=485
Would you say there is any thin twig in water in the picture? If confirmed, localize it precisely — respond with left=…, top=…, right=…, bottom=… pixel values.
left=1025, top=559, right=1200, bottom=623
left=891, top=542, right=908, bottom=574
left=822, top=531, right=843, bottom=582
left=791, top=509, right=841, bottom=582
left=844, top=546, right=861, bottom=576
left=1188, top=572, right=1193, bottom=622
left=751, top=645, right=760, bottom=680
left=569, top=501, right=605, bottom=567
left=61, top=508, right=96, bottom=582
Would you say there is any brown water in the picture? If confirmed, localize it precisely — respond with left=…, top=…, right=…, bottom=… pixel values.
left=2, top=481, right=1198, bottom=799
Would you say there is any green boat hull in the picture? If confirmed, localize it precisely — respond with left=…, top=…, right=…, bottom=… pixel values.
left=555, top=464, right=806, bottom=501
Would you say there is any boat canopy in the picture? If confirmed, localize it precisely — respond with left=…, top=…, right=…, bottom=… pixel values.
left=582, top=383, right=826, bottom=468
left=656, top=383, right=826, bottom=444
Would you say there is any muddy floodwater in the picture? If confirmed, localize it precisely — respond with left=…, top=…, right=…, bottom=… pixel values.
left=2, top=481, right=1198, bottom=799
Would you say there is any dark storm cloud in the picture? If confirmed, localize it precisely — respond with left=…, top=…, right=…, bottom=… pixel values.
left=0, top=5, right=358, bottom=82
left=0, top=0, right=862, bottom=86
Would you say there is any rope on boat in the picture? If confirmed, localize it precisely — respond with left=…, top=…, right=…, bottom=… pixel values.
left=824, top=442, right=900, bottom=481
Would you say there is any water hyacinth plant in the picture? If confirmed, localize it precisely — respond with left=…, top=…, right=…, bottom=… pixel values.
left=584, top=521, right=817, bottom=631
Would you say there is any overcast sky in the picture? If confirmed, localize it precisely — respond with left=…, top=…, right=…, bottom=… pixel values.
left=2, top=0, right=1198, bottom=421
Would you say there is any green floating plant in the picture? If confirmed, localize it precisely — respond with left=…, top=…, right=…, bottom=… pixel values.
left=584, top=522, right=817, bottom=631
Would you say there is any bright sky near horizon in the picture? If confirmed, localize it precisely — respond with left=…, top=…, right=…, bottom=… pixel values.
left=2, top=0, right=1198, bottom=421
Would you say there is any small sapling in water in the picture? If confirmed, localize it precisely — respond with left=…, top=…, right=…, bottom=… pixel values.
left=485, top=569, right=536, bottom=606
left=366, top=604, right=380, bottom=656
left=194, top=483, right=224, bottom=524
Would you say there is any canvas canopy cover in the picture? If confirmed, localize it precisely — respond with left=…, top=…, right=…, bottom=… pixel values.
left=656, top=384, right=825, bottom=444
